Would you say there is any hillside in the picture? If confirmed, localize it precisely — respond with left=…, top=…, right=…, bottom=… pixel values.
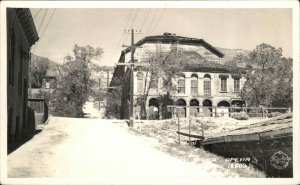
left=216, top=47, right=251, bottom=63
left=30, top=54, right=60, bottom=88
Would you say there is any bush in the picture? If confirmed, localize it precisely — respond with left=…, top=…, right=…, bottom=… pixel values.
left=267, top=111, right=283, bottom=118
left=231, top=112, right=249, bottom=120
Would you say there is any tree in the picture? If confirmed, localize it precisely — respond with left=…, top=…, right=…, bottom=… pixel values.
left=135, top=50, right=187, bottom=119
left=240, top=43, right=292, bottom=108
left=30, top=55, right=50, bottom=88
left=51, top=45, right=103, bottom=117
left=105, top=77, right=122, bottom=119
left=137, top=50, right=211, bottom=119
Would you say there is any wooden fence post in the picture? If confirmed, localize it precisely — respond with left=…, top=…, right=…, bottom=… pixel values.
left=189, top=117, right=191, bottom=145
left=177, top=114, right=181, bottom=144
left=201, top=122, right=205, bottom=138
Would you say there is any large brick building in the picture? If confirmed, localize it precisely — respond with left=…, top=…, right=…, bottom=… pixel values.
left=7, top=8, right=39, bottom=144
left=110, top=33, right=246, bottom=119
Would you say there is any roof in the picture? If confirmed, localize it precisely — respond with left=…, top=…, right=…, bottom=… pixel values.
left=15, top=8, right=39, bottom=47
left=122, top=33, right=224, bottom=58
left=45, top=68, right=59, bottom=77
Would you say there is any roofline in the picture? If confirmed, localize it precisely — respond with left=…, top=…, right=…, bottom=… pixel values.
left=15, top=8, right=39, bottom=47
left=122, top=34, right=224, bottom=58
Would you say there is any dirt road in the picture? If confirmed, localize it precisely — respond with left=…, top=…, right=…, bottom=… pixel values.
left=8, top=116, right=246, bottom=183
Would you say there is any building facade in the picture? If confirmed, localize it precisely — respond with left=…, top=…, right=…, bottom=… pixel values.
left=7, top=8, right=39, bottom=144
left=111, top=33, right=246, bottom=119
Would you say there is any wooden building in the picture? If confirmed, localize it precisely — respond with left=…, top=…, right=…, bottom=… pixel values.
left=7, top=8, right=39, bottom=144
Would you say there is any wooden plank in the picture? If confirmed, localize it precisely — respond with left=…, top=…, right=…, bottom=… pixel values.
left=176, top=131, right=204, bottom=140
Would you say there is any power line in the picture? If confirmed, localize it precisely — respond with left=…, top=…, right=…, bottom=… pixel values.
left=39, top=9, right=56, bottom=40
left=110, top=9, right=134, bottom=62
left=123, top=9, right=140, bottom=44
left=130, top=8, right=140, bottom=29
left=139, top=9, right=151, bottom=32
left=115, top=9, right=133, bottom=48
left=37, top=9, right=48, bottom=33
left=32, top=9, right=56, bottom=53
left=33, top=9, right=42, bottom=19
left=149, top=8, right=166, bottom=35
left=145, top=9, right=159, bottom=36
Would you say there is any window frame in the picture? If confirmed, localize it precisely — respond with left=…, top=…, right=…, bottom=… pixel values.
left=220, top=78, right=227, bottom=92
left=190, top=74, right=198, bottom=95
left=137, top=72, right=144, bottom=94
left=8, top=28, right=15, bottom=86
left=177, top=75, right=185, bottom=94
left=234, top=78, right=240, bottom=92
left=203, top=74, right=211, bottom=96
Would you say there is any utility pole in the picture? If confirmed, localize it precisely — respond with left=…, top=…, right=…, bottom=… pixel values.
left=117, top=29, right=144, bottom=127
left=129, top=29, right=135, bottom=127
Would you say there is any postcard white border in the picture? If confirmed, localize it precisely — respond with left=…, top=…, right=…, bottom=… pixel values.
left=1, top=1, right=299, bottom=185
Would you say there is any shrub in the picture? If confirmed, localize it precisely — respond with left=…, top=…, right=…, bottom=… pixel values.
left=267, top=111, right=283, bottom=118
left=230, top=112, right=249, bottom=120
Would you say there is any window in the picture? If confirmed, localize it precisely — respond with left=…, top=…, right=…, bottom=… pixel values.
left=8, top=29, right=15, bottom=86
left=156, top=41, right=162, bottom=53
left=45, top=82, right=50, bottom=89
left=178, top=75, right=185, bottom=94
left=171, top=41, right=177, bottom=51
left=191, top=74, right=198, bottom=94
left=220, top=78, right=227, bottom=92
left=151, top=75, right=158, bottom=89
left=137, top=72, right=143, bottom=94
left=234, top=78, right=240, bottom=92
left=7, top=107, right=13, bottom=143
left=204, top=74, right=211, bottom=95
left=15, top=116, right=20, bottom=139
left=18, top=50, right=23, bottom=95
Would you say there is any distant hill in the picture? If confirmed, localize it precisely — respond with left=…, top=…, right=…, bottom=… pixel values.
left=216, top=47, right=251, bottom=63
left=30, top=54, right=60, bottom=88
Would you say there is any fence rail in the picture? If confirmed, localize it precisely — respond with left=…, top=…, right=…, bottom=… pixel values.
left=167, top=105, right=289, bottom=118
left=176, top=115, right=205, bottom=145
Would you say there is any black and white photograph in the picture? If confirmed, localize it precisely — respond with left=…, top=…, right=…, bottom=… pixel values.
left=0, top=1, right=299, bottom=185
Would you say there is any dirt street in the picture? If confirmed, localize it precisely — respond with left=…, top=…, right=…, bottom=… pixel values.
left=7, top=115, right=247, bottom=183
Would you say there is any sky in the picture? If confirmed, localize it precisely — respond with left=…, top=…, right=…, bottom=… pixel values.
left=30, top=8, right=293, bottom=66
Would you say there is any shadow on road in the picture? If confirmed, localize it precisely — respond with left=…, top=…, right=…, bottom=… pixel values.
left=8, top=130, right=42, bottom=155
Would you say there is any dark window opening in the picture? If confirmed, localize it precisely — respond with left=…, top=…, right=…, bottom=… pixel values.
left=8, top=29, right=15, bottom=86
left=234, top=78, right=240, bottom=92
left=220, top=78, right=227, bottom=92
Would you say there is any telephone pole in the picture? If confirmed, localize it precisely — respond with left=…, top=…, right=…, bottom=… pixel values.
left=118, top=29, right=143, bottom=127
left=129, top=29, right=135, bottom=127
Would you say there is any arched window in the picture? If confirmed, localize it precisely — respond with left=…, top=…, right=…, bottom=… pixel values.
left=151, top=74, right=158, bottom=89
left=204, top=74, right=211, bottom=95
left=178, top=74, right=185, bottom=94
left=176, top=99, right=187, bottom=118
left=191, top=74, right=198, bottom=94
left=137, top=72, right=143, bottom=94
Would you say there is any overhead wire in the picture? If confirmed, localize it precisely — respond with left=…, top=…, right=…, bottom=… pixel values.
left=149, top=8, right=166, bottom=35
left=32, top=9, right=56, bottom=53
left=139, top=9, right=151, bottom=32
left=115, top=9, right=133, bottom=49
left=145, top=9, right=159, bottom=36
left=39, top=9, right=56, bottom=40
left=37, top=9, right=48, bottom=33
left=110, top=9, right=134, bottom=62
left=123, top=8, right=140, bottom=44
left=33, top=9, right=42, bottom=19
